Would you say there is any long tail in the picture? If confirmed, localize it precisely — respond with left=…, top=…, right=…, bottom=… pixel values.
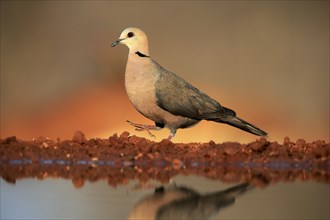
left=223, top=116, right=268, bottom=137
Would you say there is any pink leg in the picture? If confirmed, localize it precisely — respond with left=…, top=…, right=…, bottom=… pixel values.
left=166, top=130, right=176, bottom=141
left=126, top=120, right=161, bottom=138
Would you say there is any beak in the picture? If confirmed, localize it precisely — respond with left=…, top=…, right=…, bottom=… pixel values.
left=111, top=38, right=123, bottom=47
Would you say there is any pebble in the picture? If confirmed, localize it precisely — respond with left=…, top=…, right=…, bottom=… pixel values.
left=72, top=131, right=87, bottom=144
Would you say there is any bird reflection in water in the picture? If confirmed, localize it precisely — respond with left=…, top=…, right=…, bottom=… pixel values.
left=128, top=182, right=253, bottom=220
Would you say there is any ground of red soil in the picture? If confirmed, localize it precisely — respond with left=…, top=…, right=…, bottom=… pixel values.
left=1, top=131, right=329, bottom=188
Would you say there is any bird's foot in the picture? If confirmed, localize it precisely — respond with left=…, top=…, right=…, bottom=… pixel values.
left=166, top=131, right=176, bottom=141
left=126, top=120, right=160, bottom=139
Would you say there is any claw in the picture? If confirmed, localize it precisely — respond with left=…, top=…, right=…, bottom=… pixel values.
left=126, top=120, right=160, bottom=139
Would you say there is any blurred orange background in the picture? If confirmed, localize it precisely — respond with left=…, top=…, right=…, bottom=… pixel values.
left=1, top=1, right=329, bottom=143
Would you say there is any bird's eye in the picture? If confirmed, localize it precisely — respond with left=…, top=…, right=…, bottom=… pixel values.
left=127, top=32, right=134, bottom=38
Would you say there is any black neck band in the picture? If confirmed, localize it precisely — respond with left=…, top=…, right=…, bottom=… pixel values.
left=135, top=51, right=149, bottom=57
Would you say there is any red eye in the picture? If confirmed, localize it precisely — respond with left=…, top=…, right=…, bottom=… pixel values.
left=127, top=32, right=134, bottom=38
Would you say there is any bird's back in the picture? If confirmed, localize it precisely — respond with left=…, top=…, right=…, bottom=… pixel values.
left=154, top=62, right=236, bottom=121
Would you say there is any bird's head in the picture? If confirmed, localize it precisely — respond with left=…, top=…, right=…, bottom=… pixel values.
left=112, top=27, right=149, bottom=56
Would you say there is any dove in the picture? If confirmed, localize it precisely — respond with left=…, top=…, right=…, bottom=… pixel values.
left=111, top=27, right=267, bottom=140
left=127, top=182, right=253, bottom=220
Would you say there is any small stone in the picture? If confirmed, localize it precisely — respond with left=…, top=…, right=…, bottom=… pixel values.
left=91, top=157, right=98, bottom=161
left=248, top=138, right=267, bottom=151
left=72, top=177, right=85, bottom=189
left=172, top=159, right=183, bottom=169
left=123, top=161, right=133, bottom=166
left=36, top=136, right=47, bottom=142
left=72, top=131, right=87, bottom=144
left=209, top=140, right=216, bottom=146
left=283, top=136, right=291, bottom=145
left=268, top=150, right=279, bottom=157
left=134, top=153, right=143, bottom=160
left=41, top=142, right=49, bottom=148
left=3, top=136, right=17, bottom=144
left=296, top=139, right=306, bottom=148
left=223, top=142, right=240, bottom=155
left=120, top=131, right=130, bottom=139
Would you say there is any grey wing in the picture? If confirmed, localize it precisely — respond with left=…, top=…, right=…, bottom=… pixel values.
left=155, top=68, right=235, bottom=120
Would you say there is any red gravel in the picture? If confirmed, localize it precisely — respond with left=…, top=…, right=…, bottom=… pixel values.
left=1, top=131, right=329, bottom=187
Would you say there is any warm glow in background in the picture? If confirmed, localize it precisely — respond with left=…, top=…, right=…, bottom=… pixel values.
left=1, top=1, right=329, bottom=143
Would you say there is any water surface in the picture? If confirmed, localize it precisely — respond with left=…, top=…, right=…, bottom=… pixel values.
left=1, top=175, right=329, bottom=220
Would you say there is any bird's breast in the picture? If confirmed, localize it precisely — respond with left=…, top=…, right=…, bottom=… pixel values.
left=125, top=57, right=159, bottom=119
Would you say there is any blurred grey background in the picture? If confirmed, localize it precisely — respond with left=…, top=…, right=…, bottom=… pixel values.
left=1, top=1, right=329, bottom=142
